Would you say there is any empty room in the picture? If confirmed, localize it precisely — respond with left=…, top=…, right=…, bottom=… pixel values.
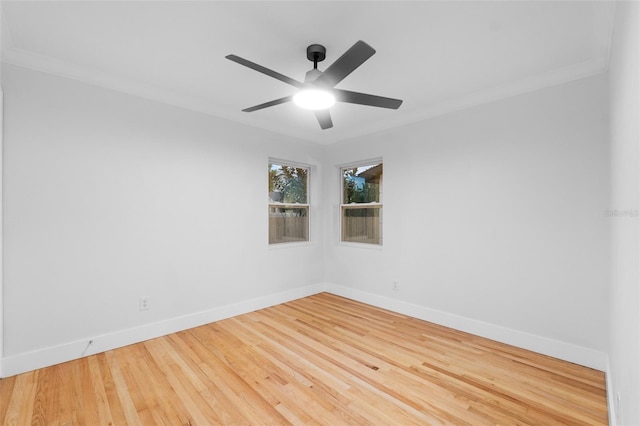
left=0, top=1, right=638, bottom=425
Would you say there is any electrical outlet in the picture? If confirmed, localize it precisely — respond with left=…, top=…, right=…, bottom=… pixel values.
left=392, top=281, right=400, bottom=291
left=139, top=297, right=151, bottom=311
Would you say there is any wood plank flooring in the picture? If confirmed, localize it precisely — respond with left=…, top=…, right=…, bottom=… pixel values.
left=0, top=293, right=608, bottom=425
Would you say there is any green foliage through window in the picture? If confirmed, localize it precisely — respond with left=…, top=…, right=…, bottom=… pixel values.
left=342, top=164, right=382, bottom=204
left=341, top=162, right=382, bottom=245
left=269, top=162, right=310, bottom=244
left=269, top=164, right=308, bottom=204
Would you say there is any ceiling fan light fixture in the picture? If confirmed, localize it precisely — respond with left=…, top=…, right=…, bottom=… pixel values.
left=293, top=89, right=335, bottom=110
left=226, top=41, right=402, bottom=129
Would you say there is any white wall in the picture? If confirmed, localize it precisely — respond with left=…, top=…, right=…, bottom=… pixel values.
left=0, top=59, right=614, bottom=381
left=324, top=75, right=610, bottom=361
left=1, top=65, right=325, bottom=374
left=608, top=1, right=640, bottom=424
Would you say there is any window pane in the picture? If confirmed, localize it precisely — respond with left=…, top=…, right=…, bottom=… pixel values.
left=269, top=207, right=309, bottom=244
left=341, top=207, right=381, bottom=244
left=269, top=164, right=308, bottom=204
left=342, top=163, right=382, bottom=204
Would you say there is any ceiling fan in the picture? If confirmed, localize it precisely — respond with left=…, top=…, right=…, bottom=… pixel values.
left=225, top=41, right=403, bottom=130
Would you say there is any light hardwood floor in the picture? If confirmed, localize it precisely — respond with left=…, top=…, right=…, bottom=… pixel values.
left=0, top=293, right=608, bottom=425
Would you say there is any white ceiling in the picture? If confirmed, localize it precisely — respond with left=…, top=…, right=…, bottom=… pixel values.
left=1, top=1, right=615, bottom=144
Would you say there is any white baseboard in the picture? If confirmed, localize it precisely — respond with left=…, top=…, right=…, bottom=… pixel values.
left=1, top=283, right=324, bottom=378
left=322, top=283, right=608, bottom=371
left=2, top=282, right=608, bottom=379
left=605, top=356, right=617, bottom=425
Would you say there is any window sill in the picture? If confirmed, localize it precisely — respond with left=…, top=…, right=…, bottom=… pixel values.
left=268, top=241, right=313, bottom=250
left=337, top=241, right=383, bottom=250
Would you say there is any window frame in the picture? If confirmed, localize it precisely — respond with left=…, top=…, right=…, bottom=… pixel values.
left=268, top=159, right=311, bottom=246
left=339, top=159, right=383, bottom=247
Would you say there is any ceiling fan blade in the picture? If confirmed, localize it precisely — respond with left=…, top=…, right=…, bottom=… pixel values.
left=334, top=89, right=403, bottom=109
left=314, top=109, right=333, bottom=130
left=226, top=55, right=304, bottom=88
left=313, top=41, right=376, bottom=88
left=242, top=96, right=293, bottom=112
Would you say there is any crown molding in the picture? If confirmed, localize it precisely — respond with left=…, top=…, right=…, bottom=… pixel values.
left=333, top=57, right=609, bottom=143
left=3, top=45, right=610, bottom=147
left=1, top=46, right=319, bottom=140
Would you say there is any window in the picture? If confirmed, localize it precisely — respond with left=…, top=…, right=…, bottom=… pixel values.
left=341, top=162, right=382, bottom=245
left=269, top=161, right=309, bottom=244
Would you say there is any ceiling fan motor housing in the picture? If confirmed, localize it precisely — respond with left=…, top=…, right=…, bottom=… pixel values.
left=304, top=68, right=322, bottom=83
